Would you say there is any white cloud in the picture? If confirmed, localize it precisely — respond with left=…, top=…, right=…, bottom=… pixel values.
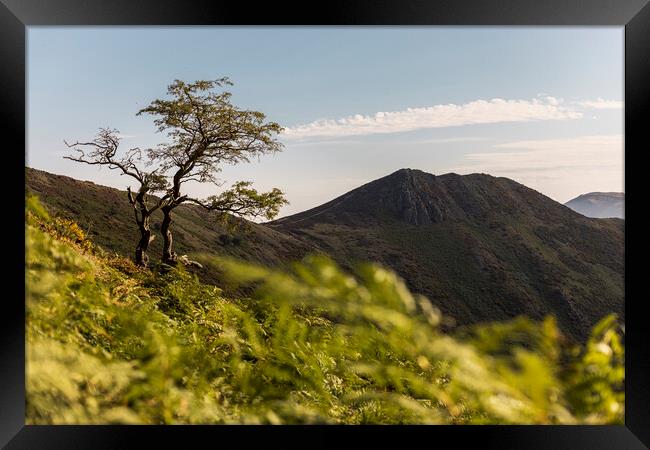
left=451, top=134, right=624, bottom=202
left=408, top=137, right=489, bottom=145
left=578, top=98, right=623, bottom=109
left=282, top=97, right=583, bottom=139
left=492, top=134, right=621, bottom=151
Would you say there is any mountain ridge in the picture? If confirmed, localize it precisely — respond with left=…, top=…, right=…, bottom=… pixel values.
left=270, top=168, right=624, bottom=341
left=26, top=166, right=624, bottom=341
left=24, top=167, right=315, bottom=283
left=271, top=168, right=589, bottom=227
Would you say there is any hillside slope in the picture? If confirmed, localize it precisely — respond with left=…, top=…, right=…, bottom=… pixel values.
left=26, top=167, right=314, bottom=282
left=269, top=169, right=625, bottom=341
left=26, top=167, right=624, bottom=341
left=25, top=197, right=625, bottom=424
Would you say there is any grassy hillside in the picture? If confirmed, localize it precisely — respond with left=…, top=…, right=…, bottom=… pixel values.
left=25, top=167, right=314, bottom=277
left=27, top=167, right=624, bottom=341
left=271, top=169, right=625, bottom=341
left=26, top=195, right=624, bottom=424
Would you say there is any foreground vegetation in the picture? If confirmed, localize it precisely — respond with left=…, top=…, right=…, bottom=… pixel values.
left=26, top=195, right=624, bottom=424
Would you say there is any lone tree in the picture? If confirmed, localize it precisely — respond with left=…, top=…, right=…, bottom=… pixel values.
left=64, top=128, right=169, bottom=267
left=137, top=78, right=287, bottom=265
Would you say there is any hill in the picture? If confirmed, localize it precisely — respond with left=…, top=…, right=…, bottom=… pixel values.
left=565, top=192, right=625, bottom=219
left=269, top=169, right=624, bottom=341
left=25, top=196, right=625, bottom=424
left=25, top=167, right=314, bottom=283
left=26, top=167, right=624, bottom=341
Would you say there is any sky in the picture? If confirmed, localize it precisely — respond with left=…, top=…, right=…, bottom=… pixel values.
left=27, top=27, right=624, bottom=218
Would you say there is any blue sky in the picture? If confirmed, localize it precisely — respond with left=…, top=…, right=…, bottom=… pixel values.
left=27, top=27, right=623, bottom=217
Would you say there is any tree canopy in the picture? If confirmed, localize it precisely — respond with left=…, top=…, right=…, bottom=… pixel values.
left=65, top=78, right=288, bottom=266
left=135, top=78, right=287, bottom=264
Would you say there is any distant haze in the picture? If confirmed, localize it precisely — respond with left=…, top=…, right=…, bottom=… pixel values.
left=564, top=192, right=624, bottom=219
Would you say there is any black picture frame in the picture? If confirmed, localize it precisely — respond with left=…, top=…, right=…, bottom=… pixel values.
left=3, top=0, right=649, bottom=448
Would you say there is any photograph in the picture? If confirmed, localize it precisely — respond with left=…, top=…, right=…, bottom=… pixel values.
left=23, top=25, right=626, bottom=426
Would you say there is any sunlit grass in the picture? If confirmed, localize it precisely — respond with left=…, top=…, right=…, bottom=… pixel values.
left=25, top=195, right=624, bottom=424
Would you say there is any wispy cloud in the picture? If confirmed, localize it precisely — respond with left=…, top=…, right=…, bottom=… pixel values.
left=491, top=134, right=622, bottom=152
left=408, top=137, right=488, bottom=145
left=282, top=96, right=582, bottom=139
left=459, top=135, right=623, bottom=174
left=451, top=134, right=623, bottom=202
left=577, top=98, right=623, bottom=109
left=284, top=138, right=364, bottom=147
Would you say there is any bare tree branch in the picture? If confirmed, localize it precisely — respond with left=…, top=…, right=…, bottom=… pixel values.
left=64, top=128, right=170, bottom=267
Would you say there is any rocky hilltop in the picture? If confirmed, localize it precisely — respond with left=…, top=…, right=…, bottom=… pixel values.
left=271, top=169, right=624, bottom=341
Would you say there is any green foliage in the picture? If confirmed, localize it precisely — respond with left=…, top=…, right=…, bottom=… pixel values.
left=563, top=314, right=625, bottom=423
left=27, top=193, right=93, bottom=253
left=26, top=197, right=624, bottom=424
left=199, top=181, right=288, bottom=222
left=136, top=77, right=285, bottom=203
left=26, top=193, right=50, bottom=221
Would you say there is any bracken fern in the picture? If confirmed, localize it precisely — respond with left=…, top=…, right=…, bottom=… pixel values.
left=25, top=196, right=624, bottom=424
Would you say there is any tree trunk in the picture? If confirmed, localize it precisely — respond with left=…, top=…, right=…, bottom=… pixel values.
left=161, top=206, right=176, bottom=265
left=135, top=217, right=153, bottom=267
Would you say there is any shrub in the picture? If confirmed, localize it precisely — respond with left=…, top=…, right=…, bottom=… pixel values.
left=25, top=196, right=624, bottom=424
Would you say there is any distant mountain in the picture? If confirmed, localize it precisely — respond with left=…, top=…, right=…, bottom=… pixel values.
left=269, top=169, right=624, bottom=341
left=26, top=167, right=624, bottom=341
left=564, top=192, right=624, bottom=219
